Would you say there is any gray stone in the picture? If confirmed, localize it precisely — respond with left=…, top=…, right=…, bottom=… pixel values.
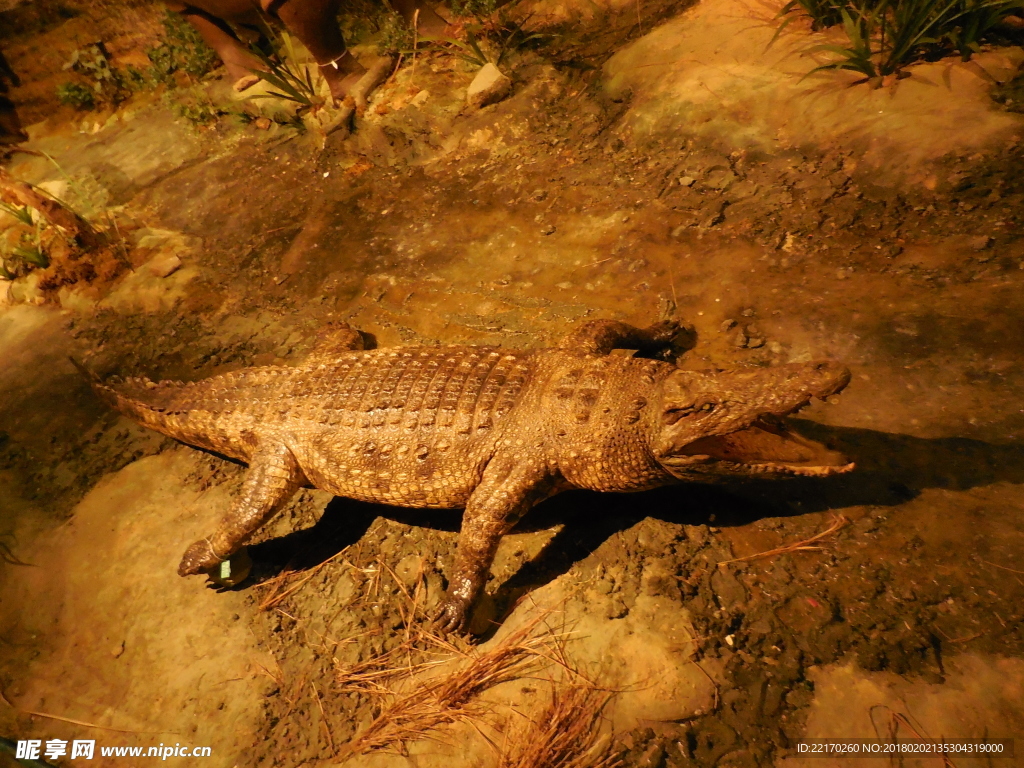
left=148, top=253, right=182, bottom=278
left=466, top=63, right=512, bottom=109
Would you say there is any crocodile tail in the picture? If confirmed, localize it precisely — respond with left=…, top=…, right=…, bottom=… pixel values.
left=70, top=357, right=183, bottom=435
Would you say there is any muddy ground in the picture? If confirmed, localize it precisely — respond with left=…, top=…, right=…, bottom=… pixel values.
left=1, top=0, right=1024, bottom=766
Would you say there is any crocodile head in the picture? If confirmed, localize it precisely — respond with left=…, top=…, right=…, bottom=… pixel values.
left=650, top=361, right=854, bottom=479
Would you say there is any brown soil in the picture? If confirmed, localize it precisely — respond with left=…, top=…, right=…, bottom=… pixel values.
left=1, top=1, right=1023, bottom=766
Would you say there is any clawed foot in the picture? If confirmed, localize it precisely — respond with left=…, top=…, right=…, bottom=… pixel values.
left=433, top=597, right=470, bottom=635
left=644, top=319, right=683, bottom=345
left=178, top=539, right=223, bottom=576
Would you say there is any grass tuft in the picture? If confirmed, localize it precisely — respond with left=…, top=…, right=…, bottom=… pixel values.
left=497, top=685, right=621, bottom=768
left=778, top=0, right=1024, bottom=81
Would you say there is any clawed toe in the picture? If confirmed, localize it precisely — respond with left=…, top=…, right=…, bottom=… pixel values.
left=432, top=599, right=469, bottom=635
left=646, top=319, right=682, bottom=343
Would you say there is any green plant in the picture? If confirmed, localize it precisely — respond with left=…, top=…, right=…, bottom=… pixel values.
left=444, top=15, right=549, bottom=67
left=944, top=0, right=1022, bottom=59
left=376, top=13, right=415, bottom=55
left=0, top=201, right=33, bottom=226
left=176, top=96, right=220, bottom=125
left=118, top=64, right=153, bottom=93
left=55, top=81, right=96, bottom=109
left=448, top=0, right=502, bottom=19
left=146, top=10, right=219, bottom=82
left=61, top=42, right=130, bottom=105
left=337, top=0, right=393, bottom=46
left=247, top=33, right=323, bottom=108
left=783, top=0, right=1024, bottom=81
left=779, top=0, right=848, bottom=29
left=12, top=244, right=48, bottom=268
left=445, top=28, right=492, bottom=66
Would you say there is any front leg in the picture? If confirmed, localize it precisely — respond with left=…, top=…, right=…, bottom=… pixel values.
left=557, top=319, right=682, bottom=356
left=179, top=440, right=304, bottom=576
left=435, top=459, right=557, bottom=634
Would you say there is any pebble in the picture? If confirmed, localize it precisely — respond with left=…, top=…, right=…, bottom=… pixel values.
left=540, top=223, right=556, bottom=236
left=254, top=117, right=272, bottom=130
left=720, top=318, right=737, bottom=332
left=678, top=176, right=695, bottom=187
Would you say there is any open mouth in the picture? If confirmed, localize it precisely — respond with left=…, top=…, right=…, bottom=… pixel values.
left=675, top=417, right=851, bottom=479
left=656, top=360, right=854, bottom=477
left=675, top=415, right=853, bottom=476
left=667, top=376, right=851, bottom=479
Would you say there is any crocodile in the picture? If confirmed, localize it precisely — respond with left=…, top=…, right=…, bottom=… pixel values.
left=76, top=319, right=853, bottom=632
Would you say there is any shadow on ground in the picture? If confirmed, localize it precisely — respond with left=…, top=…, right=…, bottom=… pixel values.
left=246, top=423, right=1024, bottom=617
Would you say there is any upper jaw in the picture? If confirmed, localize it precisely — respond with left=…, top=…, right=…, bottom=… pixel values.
left=765, top=361, right=851, bottom=418
left=659, top=362, right=854, bottom=476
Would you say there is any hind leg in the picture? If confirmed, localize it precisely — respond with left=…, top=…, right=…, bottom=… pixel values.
left=179, top=441, right=304, bottom=575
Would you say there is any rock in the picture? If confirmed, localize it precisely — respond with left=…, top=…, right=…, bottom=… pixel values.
left=704, top=168, right=736, bottom=190
left=720, top=318, right=737, bottom=332
left=969, top=235, right=993, bottom=251
left=148, top=253, right=182, bottom=278
left=466, top=63, right=512, bottom=109
left=411, top=89, right=431, bottom=107
left=741, top=307, right=755, bottom=317
left=678, top=176, right=695, bottom=187
left=540, top=223, right=556, bottom=236
left=638, top=742, right=666, bottom=767
left=733, top=329, right=749, bottom=348
left=254, top=116, right=272, bottom=130
left=111, top=640, right=124, bottom=658
left=747, top=335, right=766, bottom=349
